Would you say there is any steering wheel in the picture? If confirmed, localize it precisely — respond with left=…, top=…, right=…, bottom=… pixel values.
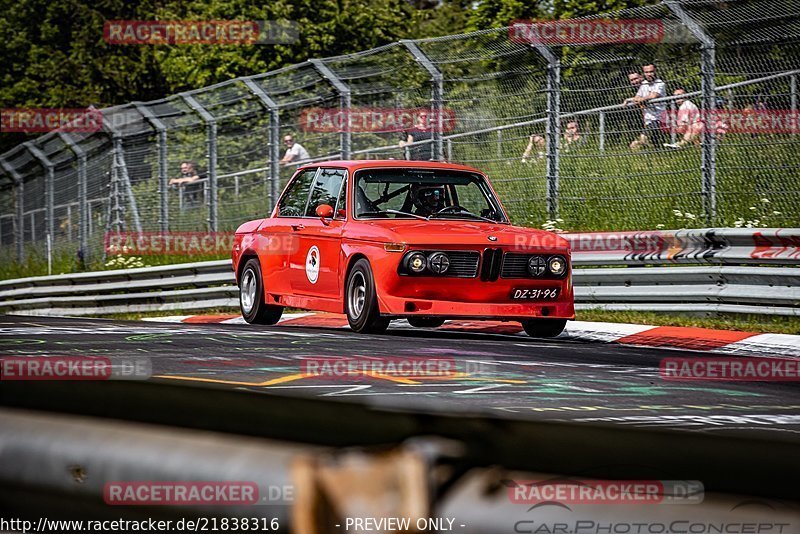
left=432, top=205, right=467, bottom=216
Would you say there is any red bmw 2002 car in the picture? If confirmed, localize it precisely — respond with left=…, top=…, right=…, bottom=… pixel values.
left=232, top=160, right=574, bottom=337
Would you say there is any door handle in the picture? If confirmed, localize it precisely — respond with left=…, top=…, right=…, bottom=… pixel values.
left=291, top=224, right=305, bottom=231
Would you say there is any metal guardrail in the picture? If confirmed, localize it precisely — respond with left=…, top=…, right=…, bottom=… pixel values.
left=3, top=379, right=799, bottom=528
left=0, top=229, right=797, bottom=317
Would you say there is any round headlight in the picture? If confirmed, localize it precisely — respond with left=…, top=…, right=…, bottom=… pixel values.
left=405, top=252, right=427, bottom=274
left=548, top=255, right=567, bottom=276
left=527, top=255, right=547, bottom=276
left=428, top=252, right=450, bottom=275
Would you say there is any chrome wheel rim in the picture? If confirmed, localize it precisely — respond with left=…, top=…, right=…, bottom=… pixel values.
left=348, top=271, right=366, bottom=319
left=241, top=268, right=257, bottom=314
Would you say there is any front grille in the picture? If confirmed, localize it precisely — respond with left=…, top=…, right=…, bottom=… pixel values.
left=480, top=248, right=503, bottom=281
left=446, top=251, right=480, bottom=278
left=501, top=253, right=532, bottom=278
left=501, top=253, right=568, bottom=279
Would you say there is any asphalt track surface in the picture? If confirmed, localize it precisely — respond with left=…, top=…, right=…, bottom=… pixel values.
left=1, top=314, right=798, bottom=440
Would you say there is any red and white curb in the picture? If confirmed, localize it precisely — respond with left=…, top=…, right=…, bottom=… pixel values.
left=143, top=313, right=800, bottom=357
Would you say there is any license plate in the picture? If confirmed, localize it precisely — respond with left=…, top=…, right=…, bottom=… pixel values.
left=511, top=288, right=559, bottom=300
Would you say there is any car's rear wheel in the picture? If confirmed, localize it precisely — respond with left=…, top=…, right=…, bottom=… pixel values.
left=407, top=317, right=446, bottom=328
left=521, top=319, right=567, bottom=338
left=240, top=258, right=283, bottom=325
left=346, top=259, right=390, bottom=334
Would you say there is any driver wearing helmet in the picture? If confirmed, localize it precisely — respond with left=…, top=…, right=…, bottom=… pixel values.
left=408, top=183, right=447, bottom=216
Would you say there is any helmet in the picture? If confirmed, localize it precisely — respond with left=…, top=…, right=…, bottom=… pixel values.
left=410, top=184, right=446, bottom=215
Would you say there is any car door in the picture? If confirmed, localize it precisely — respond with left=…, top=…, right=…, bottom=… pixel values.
left=259, top=167, right=319, bottom=294
left=291, top=168, right=347, bottom=299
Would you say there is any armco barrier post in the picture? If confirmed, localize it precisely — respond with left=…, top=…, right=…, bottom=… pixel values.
left=310, top=59, right=352, bottom=160
left=0, top=158, right=24, bottom=263
left=533, top=44, right=561, bottom=220
left=180, top=93, right=218, bottom=232
left=666, top=0, right=717, bottom=225
left=134, top=103, right=169, bottom=233
left=58, top=132, right=89, bottom=265
left=402, top=40, right=445, bottom=161
left=243, top=78, right=282, bottom=210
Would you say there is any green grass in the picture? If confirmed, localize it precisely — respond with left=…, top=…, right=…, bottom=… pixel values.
left=472, top=136, right=799, bottom=231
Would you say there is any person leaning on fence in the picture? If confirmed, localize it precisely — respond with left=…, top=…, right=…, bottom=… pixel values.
left=664, top=88, right=703, bottom=149
left=399, top=112, right=433, bottom=161
left=280, top=135, right=311, bottom=167
left=623, top=64, right=667, bottom=151
left=521, top=121, right=586, bottom=163
left=169, top=160, right=205, bottom=206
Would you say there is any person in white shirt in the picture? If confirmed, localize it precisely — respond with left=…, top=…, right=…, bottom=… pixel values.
left=623, top=64, right=667, bottom=150
left=664, top=88, right=703, bottom=149
left=280, top=135, right=310, bottom=166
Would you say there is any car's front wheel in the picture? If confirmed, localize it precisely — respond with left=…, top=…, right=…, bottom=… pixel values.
left=407, top=317, right=446, bottom=328
left=239, top=258, right=283, bottom=325
left=345, top=259, right=390, bottom=334
left=521, top=319, right=567, bottom=338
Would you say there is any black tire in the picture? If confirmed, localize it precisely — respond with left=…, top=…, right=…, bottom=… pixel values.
left=521, top=319, right=567, bottom=338
left=345, top=259, right=390, bottom=334
left=407, top=317, right=446, bottom=328
left=239, top=258, right=283, bottom=325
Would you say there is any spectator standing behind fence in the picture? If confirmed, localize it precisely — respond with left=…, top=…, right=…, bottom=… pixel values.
left=664, top=88, right=702, bottom=149
left=168, top=160, right=205, bottom=206
left=280, top=135, right=310, bottom=166
left=521, top=121, right=586, bottom=163
left=623, top=65, right=667, bottom=151
left=399, top=112, right=433, bottom=161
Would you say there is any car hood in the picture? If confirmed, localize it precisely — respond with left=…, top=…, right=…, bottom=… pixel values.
left=349, top=220, right=570, bottom=250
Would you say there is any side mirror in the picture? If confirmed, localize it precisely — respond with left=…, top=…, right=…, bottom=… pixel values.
left=315, top=204, right=334, bottom=219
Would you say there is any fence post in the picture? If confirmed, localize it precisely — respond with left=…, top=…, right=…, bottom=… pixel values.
left=0, top=158, right=24, bottom=263
left=180, top=93, right=218, bottom=232
left=243, top=78, right=282, bottom=211
left=310, top=59, right=351, bottom=159
left=58, top=132, right=89, bottom=265
left=401, top=40, right=445, bottom=161
left=533, top=44, right=561, bottom=220
left=791, top=75, right=797, bottom=137
left=134, top=103, right=169, bottom=233
left=23, top=142, right=54, bottom=251
left=669, top=100, right=678, bottom=144
left=598, top=111, right=606, bottom=153
left=666, top=0, right=717, bottom=225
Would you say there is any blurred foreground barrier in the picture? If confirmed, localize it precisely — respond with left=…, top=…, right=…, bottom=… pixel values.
left=567, top=228, right=800, bottom=266
left=0, top=229, right=796, bottom=316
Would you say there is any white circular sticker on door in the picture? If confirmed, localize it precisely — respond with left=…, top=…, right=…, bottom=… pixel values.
left=306, top=246, right=320, bottom=284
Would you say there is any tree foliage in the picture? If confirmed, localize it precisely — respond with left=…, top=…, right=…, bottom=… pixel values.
left=0, top=0, right=468, bottom=153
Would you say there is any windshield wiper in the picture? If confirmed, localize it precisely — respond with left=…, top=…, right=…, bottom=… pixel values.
left=385, top=209, right=428, bottom=220
left=428, top=211, right=502, bottom=224
left=359, top=209, right=428, bottom=220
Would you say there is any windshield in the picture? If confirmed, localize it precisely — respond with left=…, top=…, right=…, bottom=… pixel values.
left=353, top=168, right=508, bottom=222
